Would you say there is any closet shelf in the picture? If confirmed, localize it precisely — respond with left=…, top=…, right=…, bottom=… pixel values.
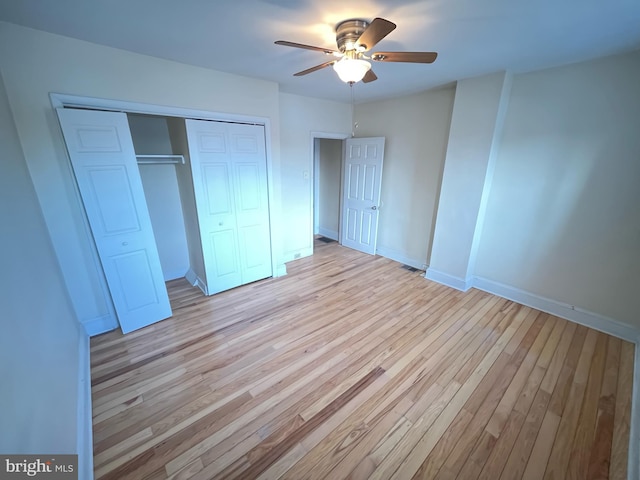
left=136, top=154, right=185, bottom=165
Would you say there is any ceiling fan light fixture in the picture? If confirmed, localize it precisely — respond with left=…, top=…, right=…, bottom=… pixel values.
left=333, top=57, right=371, bottom=83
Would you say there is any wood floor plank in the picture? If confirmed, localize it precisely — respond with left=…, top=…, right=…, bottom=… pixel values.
left=383, top=300, right=528, bottom=480
left=587, top=335, right=621, bottom=479
left=610, top=340, right=634, bottom=480
left=540, top=321, right=577, bottom=395
left=548, top=325, right=588, bottom=417
left=476, top=328, right=556, bottom=480
left=410, top=408, right=474, bottom=479
left=566, top=332, right=608, bottom=479
left=543, top=328, right=599, bottom=480
left=281, top=297, right=507, bottom=479
left=434, top=316, right=547, bottom=479
left=485, top=313, right=555, bottom=437
left=501, top=390, right=552, bottom=480
left=90, top=241, right=634, bottom=480
left=505, top=322, right=579, bottom=480
left=245, top=367, right=385, bottom=479
left=521, top=410, right=561, bottom=480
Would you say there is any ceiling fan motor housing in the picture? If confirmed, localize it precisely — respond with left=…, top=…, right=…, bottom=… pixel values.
left=336, top=19, right=369, bottom=52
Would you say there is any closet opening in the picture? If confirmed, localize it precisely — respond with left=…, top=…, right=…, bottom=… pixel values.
left=128, top=113, right=205, bottom=289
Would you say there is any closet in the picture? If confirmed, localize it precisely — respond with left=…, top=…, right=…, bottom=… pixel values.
left=56, top=108, right=273, bottom=334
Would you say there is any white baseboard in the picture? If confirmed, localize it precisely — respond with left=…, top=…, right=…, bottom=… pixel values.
left=77, top=333, right=94, bottom=480
left=185, top=268, right=208, bottom=295
left=283, top=248, right=313, bottom=264
left=82, top=314, right=118, bottom=337
left=185, top=268, right=197, bottom=285
left=164, top=267, right=189, bottom=282
left=318, top=227, right=339, bottom=240
left=275, top=263, right=288, bottom=278
left=375, top=245, right=425, bottom=271
left=425, top=268, right=473, bottom=292
left=473, top=276, right=640, bottom=343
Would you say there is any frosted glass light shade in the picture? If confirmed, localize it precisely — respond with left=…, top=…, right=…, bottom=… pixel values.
left=333, top=58, right=371, bottom=83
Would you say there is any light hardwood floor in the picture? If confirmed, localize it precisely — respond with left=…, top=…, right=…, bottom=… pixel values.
left=91, top=240, right=634, bottom=479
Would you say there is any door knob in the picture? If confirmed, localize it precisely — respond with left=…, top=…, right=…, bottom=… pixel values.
left=371, top=206, right=378, bottom=210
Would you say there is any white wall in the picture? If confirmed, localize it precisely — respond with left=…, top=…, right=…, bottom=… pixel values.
left=279, top=92, right=351, bottom=260
left=0, top=72, right=82, bottom=457
left=475, top=50, right=640, bottom=328
left=139, top=165, right=190, bottom=280
left=355, top=87, right=456, bottom=268
left=317, top=138, right=342, bottom=239
left=128, top=114, right=173, bottom=154
left=0, top=22, right=281, bottom=332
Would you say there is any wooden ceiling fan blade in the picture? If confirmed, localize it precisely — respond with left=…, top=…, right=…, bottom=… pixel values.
left=293, top=60, right=336, bottom=76
left=275, top=40, right=340, bottom=56
left=362, top=69, right=378, bottom=83
left=356, top=18, right=396, bottom=51
left=371, top=51, right=438, bottom=63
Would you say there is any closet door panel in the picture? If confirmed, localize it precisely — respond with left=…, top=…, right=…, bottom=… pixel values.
left=186, top=119, right=242, bottom=294
left=111, top=250, right=160, bottom=310
left=209, top=229, right=241, bottom=282
left=56, top=108, right=172, bottom=334
left=186, top=119, right=272, bottom=294
left=233, top=161, right=272, bottom=283
left=236, top=164, right=261, bottom=211
left=203, top=164, right=233, bottom=215
left=229, top=124, right=273, bottom=284
left=238, top=223, right=272, bottom=283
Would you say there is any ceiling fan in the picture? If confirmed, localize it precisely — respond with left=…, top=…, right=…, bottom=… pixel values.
left=275, top=18, right=437, bottom=84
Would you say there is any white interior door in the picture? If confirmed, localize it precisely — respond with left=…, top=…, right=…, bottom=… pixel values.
left=341, top=137, right=385, bottom=255
left=56, top=108, right=172, bottom=334
left=186, top=119, right=272, bottom=295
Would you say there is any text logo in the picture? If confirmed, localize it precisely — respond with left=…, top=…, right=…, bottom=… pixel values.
left=1, top=455, right=77, bottom=479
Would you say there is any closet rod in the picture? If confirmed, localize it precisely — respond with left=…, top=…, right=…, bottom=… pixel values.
left=136, top=154, right=185, bottom=165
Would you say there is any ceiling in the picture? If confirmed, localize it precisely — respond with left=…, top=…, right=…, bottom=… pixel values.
left=1, top=0, right=639, bottom=104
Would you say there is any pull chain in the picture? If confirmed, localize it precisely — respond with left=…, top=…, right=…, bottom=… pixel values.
left=350, top=81, right=357, bottom=138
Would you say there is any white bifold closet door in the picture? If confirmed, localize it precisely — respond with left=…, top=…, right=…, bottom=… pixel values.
left=56, top=108, right=172, bottom=334
left=185, top=119, right=272, bottom=295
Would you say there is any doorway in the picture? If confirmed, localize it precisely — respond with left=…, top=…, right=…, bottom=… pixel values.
left=311, top=134, right=386, bottom=256
left=313, top=137, right=343, bottom=243
left=311, top=132, right=348, bottom=253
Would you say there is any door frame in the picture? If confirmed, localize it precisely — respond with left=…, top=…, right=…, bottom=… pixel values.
left=310, top=131, right=349, bottom=252
left=50, top=92, right=282, bottom=335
